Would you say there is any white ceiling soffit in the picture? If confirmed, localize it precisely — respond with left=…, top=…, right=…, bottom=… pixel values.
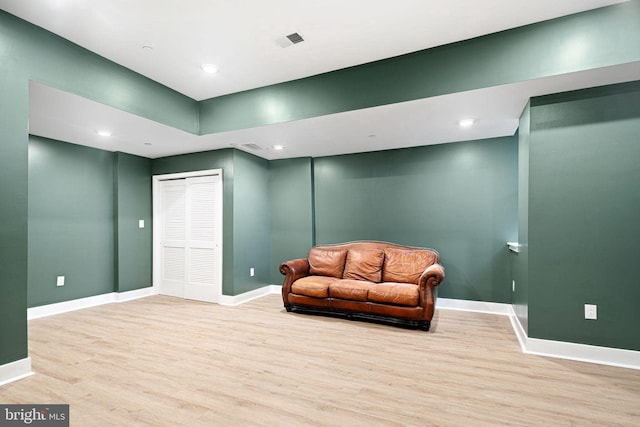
left=1, top=0, right=630, bottom=100
left=28, top=62, right=640, bottom=160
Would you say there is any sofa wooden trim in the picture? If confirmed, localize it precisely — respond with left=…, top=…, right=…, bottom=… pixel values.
left=280, top=241, right=445, bottom=331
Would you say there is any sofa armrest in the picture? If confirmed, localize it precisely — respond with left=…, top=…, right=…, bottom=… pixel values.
left=280, top=258, right=310, bottom=305
left=417, top=263, right=445, bottom=316
left=418, top=263, right=445, bottom=288
left=280, top=258, right=310, bottom=280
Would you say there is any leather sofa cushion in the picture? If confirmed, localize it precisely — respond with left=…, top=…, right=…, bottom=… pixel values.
left=382, top=248, right=435, bottom=283
left=291, top=276, right=337, bottom=298
left=329, top=279, right=375, bottom=301
left=308, top=248, right=348, bottom=278
left=343, top=249, right=384, bottom=282
left=368, top=282, right=419, bottom=306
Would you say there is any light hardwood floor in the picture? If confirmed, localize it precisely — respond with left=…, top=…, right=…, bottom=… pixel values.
left=1, top=294, right=639, bottom=426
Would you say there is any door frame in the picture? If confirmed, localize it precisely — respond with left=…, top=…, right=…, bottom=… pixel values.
left=152, top=169, right=223, bottom=299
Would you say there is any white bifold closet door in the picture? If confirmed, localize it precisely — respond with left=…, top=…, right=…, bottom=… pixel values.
left=159, top=175, right=222, bottom=303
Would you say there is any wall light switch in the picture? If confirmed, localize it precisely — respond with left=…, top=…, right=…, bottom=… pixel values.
left=584, top=304, right=597, bottom=320
left=250, top=268, right=255, bottom=277
left=512, top=280, right=516, bottom=292
left=56, top=276, right=65, bottom=287
left=138, top=220, right=145, bottom=228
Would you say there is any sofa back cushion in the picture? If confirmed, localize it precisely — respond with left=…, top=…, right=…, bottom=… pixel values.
left=308, top=248, right=348, bottom=278
left=382, top=248, right=435, bottom=283
left=343, top=249, right=385, bottom=282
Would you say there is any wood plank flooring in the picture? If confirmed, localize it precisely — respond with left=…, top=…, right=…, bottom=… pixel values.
left=1, top=294, right=639, bottom=426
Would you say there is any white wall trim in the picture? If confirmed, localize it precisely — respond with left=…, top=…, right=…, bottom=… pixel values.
left=27, top=287, right=156, bottom=320
left=26, top=285, right=280, bottom=320
left=437, top=297, right=512, bottom=315
left=508, top=307, right=529, bottom=352
left=507, top=307, right=640, bottom=370
left=437, top=298, right=639, bottom=370
left=28, top=293, right=117, bottom=320
left=0, top=357, right=33, bottom=386
left=218, top=285, right=281, bottom=306
left=116, top=286, right=157, bottom=302
left=524, top=336, right=640, bottom=370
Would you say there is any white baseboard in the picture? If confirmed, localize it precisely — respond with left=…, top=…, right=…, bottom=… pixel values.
left=218, top=285, right=281, bottom=306
left=508, top=308, right=529, bottom=352
left=28, top=293, right=116, bottom=320
left=27, top=285, right=280, bottom=319
left=27, top=287, right=156, bottom=320
left=116, top=286, right=157, bottom=302
left=437, top=298, right=639, bottom=370
left=507, top=308, right=640, bottom=371
left=438, top=297, right=512, bottom=315
left=0, top=357, right=33, bottom=386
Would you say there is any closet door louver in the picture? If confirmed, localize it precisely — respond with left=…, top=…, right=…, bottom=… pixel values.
left=184, top=175, right=221, bottom=302
left=159, top=174, right=222, bottom=302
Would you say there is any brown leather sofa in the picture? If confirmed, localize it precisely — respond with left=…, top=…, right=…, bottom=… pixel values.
left=280, top=241, right=445, bottom=330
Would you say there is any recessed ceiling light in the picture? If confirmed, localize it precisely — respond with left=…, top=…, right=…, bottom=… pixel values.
left=273, top=144, right=284, bottom=150
left=96, top=130, right=111, bottom=137
left=201, top=64, right=218, bottom=74
left=458, top=118, right=475, bottom=127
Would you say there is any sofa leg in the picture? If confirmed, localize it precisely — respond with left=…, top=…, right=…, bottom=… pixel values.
left=418, top=321, right=430, bottom=331
left=285, top=305, right=292, bottom=312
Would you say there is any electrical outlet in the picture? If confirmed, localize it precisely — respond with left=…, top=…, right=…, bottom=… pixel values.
left=512, top=280, right=516, bottom=292
left=138, top=219, right=145, bottom=228
left=584, top=304, right=597, bottom=320
left=56, top=276, right=65, bottom=287
left=250, top=268, right=255, bottom=277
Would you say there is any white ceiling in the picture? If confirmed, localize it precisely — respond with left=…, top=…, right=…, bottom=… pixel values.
left=4, top=0, right=639, bottom=159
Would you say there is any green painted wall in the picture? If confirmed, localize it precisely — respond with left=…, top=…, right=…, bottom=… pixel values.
left=152, top=149, right=236, bottom=294
left=527, top=81, right=640, bottom=351
left=232, top=151, right=271, bottom=294
left=0, top=77, right=28, bottom=365
left=114, top=152, right=153, bottom=293
left=313, top=137, right=518, bottom=303
left=28, top=142, right=153, bottom=305
left=0, top=8, right=197, bottom=366
left=269, top=158, right=314, bottom=284
left=28, top=136, right=115, bottom=307
left=513, top=103, right=531, bottom=332
left=199, top=1, right=640, bottom=134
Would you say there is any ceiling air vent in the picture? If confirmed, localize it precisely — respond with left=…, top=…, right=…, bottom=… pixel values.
left=276, top=32, right=305, bottom=48
left=240, top=143, right=265, bottom=151
left=286, top=32, right=304, bottom=44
